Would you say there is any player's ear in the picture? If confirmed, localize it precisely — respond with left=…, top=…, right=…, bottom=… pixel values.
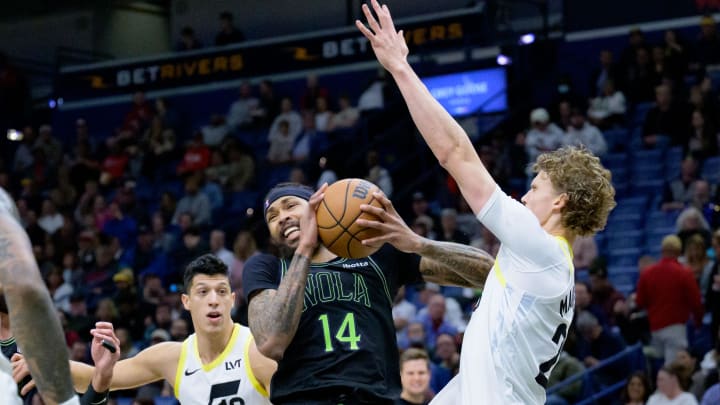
left=181, top=293, right=191, bottom=310
left=552, top=192, right=568, bottom=211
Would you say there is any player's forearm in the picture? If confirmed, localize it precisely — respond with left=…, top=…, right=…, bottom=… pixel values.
left=0, top=220, right=76, bottom=403
left=250, top=252, right=311, bottom=360
left=70, top=361, right=94, bottom=393
left=417, top=240, right=494, bottom=288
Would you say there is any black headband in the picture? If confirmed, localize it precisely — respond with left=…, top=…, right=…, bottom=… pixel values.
left=263, top=185, right=313, bottom=219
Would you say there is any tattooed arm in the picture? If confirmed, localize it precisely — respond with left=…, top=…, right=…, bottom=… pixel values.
left=248, top=252, right=312, bottom=361
left=417, top=240, right=494, bottom=288
left=0, top=189, right=76, bottom=405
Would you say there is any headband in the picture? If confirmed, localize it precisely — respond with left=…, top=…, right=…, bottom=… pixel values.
left=263, top=185, right=313, bottom=219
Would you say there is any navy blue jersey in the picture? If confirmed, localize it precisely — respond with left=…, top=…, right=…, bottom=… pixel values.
left=1, top=337, right=36, bottom=404
left=243, top=245, right=423, bottom=404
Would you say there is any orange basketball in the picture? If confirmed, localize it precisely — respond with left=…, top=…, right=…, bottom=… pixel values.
left=316, top=178, right=383, bottom=259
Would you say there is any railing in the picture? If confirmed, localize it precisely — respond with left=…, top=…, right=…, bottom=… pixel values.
left=546, top=343, right=646, bottom=405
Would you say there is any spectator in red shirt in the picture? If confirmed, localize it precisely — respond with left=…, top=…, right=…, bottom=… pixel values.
left=177, top=133, right=211, bottom=175
left=100, top=141, right=129, bottom=186
left=636, top=235, right=704, bottom=365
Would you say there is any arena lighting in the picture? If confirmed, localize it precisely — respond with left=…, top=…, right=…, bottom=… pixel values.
left=519, top=33, right=535, bottom=45
left=48, top=99, right=57, bottom=109
left=496, top=53, right=512, bottom=66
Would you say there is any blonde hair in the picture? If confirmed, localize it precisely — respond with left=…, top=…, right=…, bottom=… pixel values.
left=533, top=146, right=616, bottom=236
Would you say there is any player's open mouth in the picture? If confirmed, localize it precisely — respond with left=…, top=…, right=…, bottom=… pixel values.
left=207, top=311, right=221, bottom=321
left=283, top=226, right=300, bottom=238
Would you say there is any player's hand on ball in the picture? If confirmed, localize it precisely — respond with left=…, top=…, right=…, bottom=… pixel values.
left=356, top=191, right=422, bottom=254
left=299, top=183, right=327, bottom=252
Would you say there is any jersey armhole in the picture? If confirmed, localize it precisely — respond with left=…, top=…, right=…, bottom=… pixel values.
left=244, top=335, right=269, bottom=398
left=173, top=339, right=190, bottom=399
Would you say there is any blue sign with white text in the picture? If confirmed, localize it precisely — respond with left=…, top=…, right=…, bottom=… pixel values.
left=422, top=68, right=507, bottom=117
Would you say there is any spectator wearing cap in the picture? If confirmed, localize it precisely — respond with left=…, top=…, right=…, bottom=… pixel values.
left=524, top=108, right=563, bottom=178
left=562, top=107, right=608, bottom=157
left=636, top=235, right=704, bottom=364
left=215, top=11, right=245, bottom=46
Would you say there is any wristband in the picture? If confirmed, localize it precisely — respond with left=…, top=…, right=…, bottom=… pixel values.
left=83, top=383, right=110, bottom=405
left=58, top=396, right=81, bottom=405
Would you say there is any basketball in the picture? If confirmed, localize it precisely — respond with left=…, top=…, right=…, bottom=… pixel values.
left=316, top=178, right=383, bottom=259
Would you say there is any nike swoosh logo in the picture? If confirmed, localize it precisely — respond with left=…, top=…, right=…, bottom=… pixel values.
left=184, top=368, right=201, bottom=376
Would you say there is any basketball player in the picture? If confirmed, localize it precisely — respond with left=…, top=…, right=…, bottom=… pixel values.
left=15, top=254, right=275, bottom=405
left=0, top=187, right=80, bottom=405
left=356, top=1, right=616, bottom=403
left=243, top=183, right=494, bottom=404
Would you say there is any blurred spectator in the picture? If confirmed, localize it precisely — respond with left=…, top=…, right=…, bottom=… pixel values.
left=455, top=197, right=479, bottom=241
left=33, top=124, right=62, bottom=169
left=686, top=110, right=718, bottom=160
left=300, top=73, right=330, bottom=112
left=676, top=206, right=712, bottom=249
left=69, top=141, right=101, bottom=193
left=524, top=108, right=563, bottom=177
left=588, top=79, right=627, bottom=129
left=176, top=26, right=203, bottom=51
left=172, top=177, right=211, bottom=226
left=170, top=318, right=189, bottom=342
left=267, top=120, right=296, bottom=165
left=415, top=293, right=457, bottom=352
left=619, top=371, right=652, bottom=405
left=172, top=226, right=209, bottom=283
left=664, top=30, right=688, bottom=81
left=70, top=340, right=89, bottom=362
left=618, top=28, right=649, bottom=80
left=702, top=382, right=720, bottom=405
left=366, top=149, right=393, bottom=198
left=470, top=224, right=500, bottom=258
left=689, top=180, right=720, bottom=229
left=663, top=158, right=700, bottom=211
left=694, top=15, right=720, bottom=70
left=270, top=97, right=303, bottom=141
left=675, top=347, right=707, bottom=400
left=412, top=215, right=436, bottom=240
left=648, top=362, right=698, bottom=405
left=100, top=140, right=129, bottom=186
left=329, top=95, right=360, bottom=130
left=115, top=327, right=140, bottom=360
left=358, top=73, right=386, bottom=112
left=229, top=230, right=258, bottom=299
left=255, top=80, right=279, bottom=127
left=38, top=199, right=63, bottom=235
left=227, top=82, right=259, bottom=130
left=636, top=235, right=703, bottom=364
left=66, top=291, right=94, bottom=338
left=177, top=133, right=211, bottom=175
left=590, top=49, right=620, bottom=97
left=397, top=348, right=433, bottom=405
left=123, top=92, right=154, bottom=135
left=201, top=114, right=230, bottom=147
left=562, top=107, right=608, bottom=157
left=575, top=280, right=609, bottom=327
left=643, top=84, right=690, bottom=148
left=437, top=208, right=469, bottom=245
left=205, top=142, right=254, bottom=191
left=706, top=230, right=720, bottom=345
left=142, top=116, right=176, bottom=179
left=589, top=258, right=626, bottom=326
left=652, top=45, right=669, bottom=82
left=154, top=97, right=180, bottom=131
left=314, top=96, right=334, bottom=132
left=210, top=229, right=234, bottom=269
left=292, top=112, right=316, bottom=166
left=12, top=125, right=35, bottom=175
left=681, top=234, right=713, bottom=295
left=572, top=235, right=598, bottom=271
left=94, top=297, right=119, bottom=324
left=546, top=350, right=586, bottom=404
left=393, top=286, right=417, bottom=340
left=575, top=310, right=628, bottom=386
left=398, top=321, right=427, bottom=351
left=46, top=266, right=73, bottom=313
left=215, top=11, right=245, bottom=46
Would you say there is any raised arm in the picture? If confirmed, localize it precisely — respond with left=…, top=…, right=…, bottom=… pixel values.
left=356, top=0, right=496, bottom=214
left=0, top=189, right=76, bottom=405
left=247, top=187, right=325, bottom=361
left=358, top=191, right=494, bottom=288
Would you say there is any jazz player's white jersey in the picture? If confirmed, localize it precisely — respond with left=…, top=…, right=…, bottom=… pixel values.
left=432, top=186, right=575, bottom=405
left=1, top=355, right=21, bottom=405
left=174, top=324, right=270, bottom=405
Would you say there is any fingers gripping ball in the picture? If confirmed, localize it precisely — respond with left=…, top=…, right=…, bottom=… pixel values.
left=316, top=179, right=383, bottom=259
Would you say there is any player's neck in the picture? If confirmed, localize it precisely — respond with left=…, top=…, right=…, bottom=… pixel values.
left=196, top=322, right=234, bottom=364
left=543, top=217, right=575, bottom=246
left=0, top=313, right=10, bottom=340
left=312, top=245, right=338, bottom=263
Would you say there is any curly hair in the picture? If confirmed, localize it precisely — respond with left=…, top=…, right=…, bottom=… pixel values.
left=533, top=146, right=616, bottom=236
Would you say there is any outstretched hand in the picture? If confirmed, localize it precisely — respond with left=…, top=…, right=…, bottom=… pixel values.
left=356, top=191, right=422, bottom=254
left=90, top=322, right=121, bottom=380
left=355, top=0, right=409, bottom=74
left=298, top=183, right=327, bottom=252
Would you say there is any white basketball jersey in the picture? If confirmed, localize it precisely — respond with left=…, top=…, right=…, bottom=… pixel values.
left=174, top=324, right=270, bottom=405
left=432, top=186, right=575, bottom=405
left=0, top=355, right=21, bottom=405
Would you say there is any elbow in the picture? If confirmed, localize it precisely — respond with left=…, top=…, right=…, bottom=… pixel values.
left=256, top=338, right=287, bottom=362
left=437, top=145, right=462, bottom=168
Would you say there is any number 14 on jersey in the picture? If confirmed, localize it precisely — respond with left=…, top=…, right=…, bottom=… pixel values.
left=318, top=312, right=361, bottom=352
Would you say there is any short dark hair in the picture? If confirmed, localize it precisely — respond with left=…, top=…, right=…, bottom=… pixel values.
left=183, top=254, right=229, bottom=292
left=399, top=348, right=431, bottom=372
